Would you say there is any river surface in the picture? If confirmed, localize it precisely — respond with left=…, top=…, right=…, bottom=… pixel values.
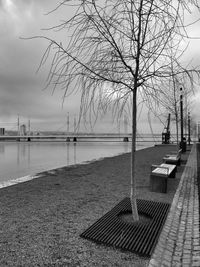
left=0, top=141, right=153, bottom=187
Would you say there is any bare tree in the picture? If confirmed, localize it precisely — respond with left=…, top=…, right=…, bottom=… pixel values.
left=148, top=53, right=199, bottom=145
left=34, top=0, right=200, bottom=221
left=150, top=73, right=195, bottom=145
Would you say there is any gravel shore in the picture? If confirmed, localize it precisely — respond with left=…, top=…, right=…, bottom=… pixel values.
left=0, top=145, right=189, bottom=267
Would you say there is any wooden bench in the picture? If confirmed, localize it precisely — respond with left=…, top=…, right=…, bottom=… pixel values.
left=163, top=149, right=182, bottom=166
left=150, top=163, right=177, bottom=193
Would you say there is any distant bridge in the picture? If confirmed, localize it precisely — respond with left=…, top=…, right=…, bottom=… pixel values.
left=0, top=134, right=132, bottom=142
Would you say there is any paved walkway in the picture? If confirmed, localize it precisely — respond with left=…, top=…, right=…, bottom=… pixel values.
left=148, top=144, right=200, bottom=267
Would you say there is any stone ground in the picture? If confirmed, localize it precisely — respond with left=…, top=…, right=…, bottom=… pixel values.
left=149, top=144, right=200, bottom=267
left=0, top=145, right=190, bottom=266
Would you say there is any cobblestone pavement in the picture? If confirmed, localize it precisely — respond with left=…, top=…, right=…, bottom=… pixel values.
left=148, top=144, right=200, bottom=267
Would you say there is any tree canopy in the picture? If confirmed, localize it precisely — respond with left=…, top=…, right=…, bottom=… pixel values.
left=38, top=0, right=199, bottom=121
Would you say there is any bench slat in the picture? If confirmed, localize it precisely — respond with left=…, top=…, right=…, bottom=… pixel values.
left=164, top=156, right=178, bottom=161
left=152, top=163, right=176, bottom=176
left=164, top=149, right=181, bottom=161
left=152, top=168, right=168, bottom=175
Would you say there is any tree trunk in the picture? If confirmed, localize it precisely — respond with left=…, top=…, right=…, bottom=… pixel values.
left=130, top=89, right=139, bottom=221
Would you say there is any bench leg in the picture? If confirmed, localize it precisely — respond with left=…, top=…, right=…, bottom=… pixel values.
left=150, top=174, right=167, bottom=193
left=164, top=159, right=179, bottom=167
left=169, top=167, right=177, bottom=178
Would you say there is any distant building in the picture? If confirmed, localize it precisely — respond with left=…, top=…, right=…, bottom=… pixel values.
left=20, top=124, right=26, bottom=136
left=0, top=128, right=5, bottom=135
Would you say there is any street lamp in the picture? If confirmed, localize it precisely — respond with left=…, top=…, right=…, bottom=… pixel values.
left=180, top=88, right=186, bottom=152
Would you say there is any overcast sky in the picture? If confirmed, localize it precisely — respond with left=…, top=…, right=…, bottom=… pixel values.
left=0, top=0, right=200, bottom=134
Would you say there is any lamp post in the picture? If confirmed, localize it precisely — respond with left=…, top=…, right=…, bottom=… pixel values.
left=188, top=112, right=191, bottom=146
left=180, top=88, right=186, bottom=152
left=17, top=114, right=20, bottom=136
left=66, top=112, right=70, bottom=142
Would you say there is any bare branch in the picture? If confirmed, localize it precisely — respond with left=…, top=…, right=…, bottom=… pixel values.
left=30, top=0, right=200, bottom=222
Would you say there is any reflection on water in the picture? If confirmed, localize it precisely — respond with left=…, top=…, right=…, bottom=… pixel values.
left=66, top=142, right=77, bottom=166
left=0, top=143, right=5, bottom=154
left=73, top=143, right=77, bottom=165
left=0, top=141, right=152, bottom=185
left=17, top=142, right=31, bottom=166
left=0, top=141, right=133, bottom=183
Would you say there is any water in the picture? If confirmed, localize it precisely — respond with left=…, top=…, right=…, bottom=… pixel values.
left=0, top=141, right=153, bottom=187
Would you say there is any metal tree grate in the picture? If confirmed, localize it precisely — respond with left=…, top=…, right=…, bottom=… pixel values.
left=80, top=198, right=170, bottom=257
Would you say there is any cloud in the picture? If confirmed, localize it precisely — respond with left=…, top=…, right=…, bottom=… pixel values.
left=1, top=0, right=200, bottom=133
left=0, top=0, right=70, bottom=128
left=0, top=0, right=91, bottom=132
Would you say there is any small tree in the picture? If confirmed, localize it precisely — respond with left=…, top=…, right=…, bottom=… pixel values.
left=35, top=0, right=200, bottom=221
left=148, top=57, right=199, bottom=145
left=151, top=76, right=194, bottom=145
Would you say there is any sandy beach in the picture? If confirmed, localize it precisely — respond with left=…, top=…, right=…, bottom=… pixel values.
left=0, top=145, right=189, bottom=267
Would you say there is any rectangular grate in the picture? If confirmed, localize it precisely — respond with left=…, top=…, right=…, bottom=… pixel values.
left=80, top=198, right=170, bottom=257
